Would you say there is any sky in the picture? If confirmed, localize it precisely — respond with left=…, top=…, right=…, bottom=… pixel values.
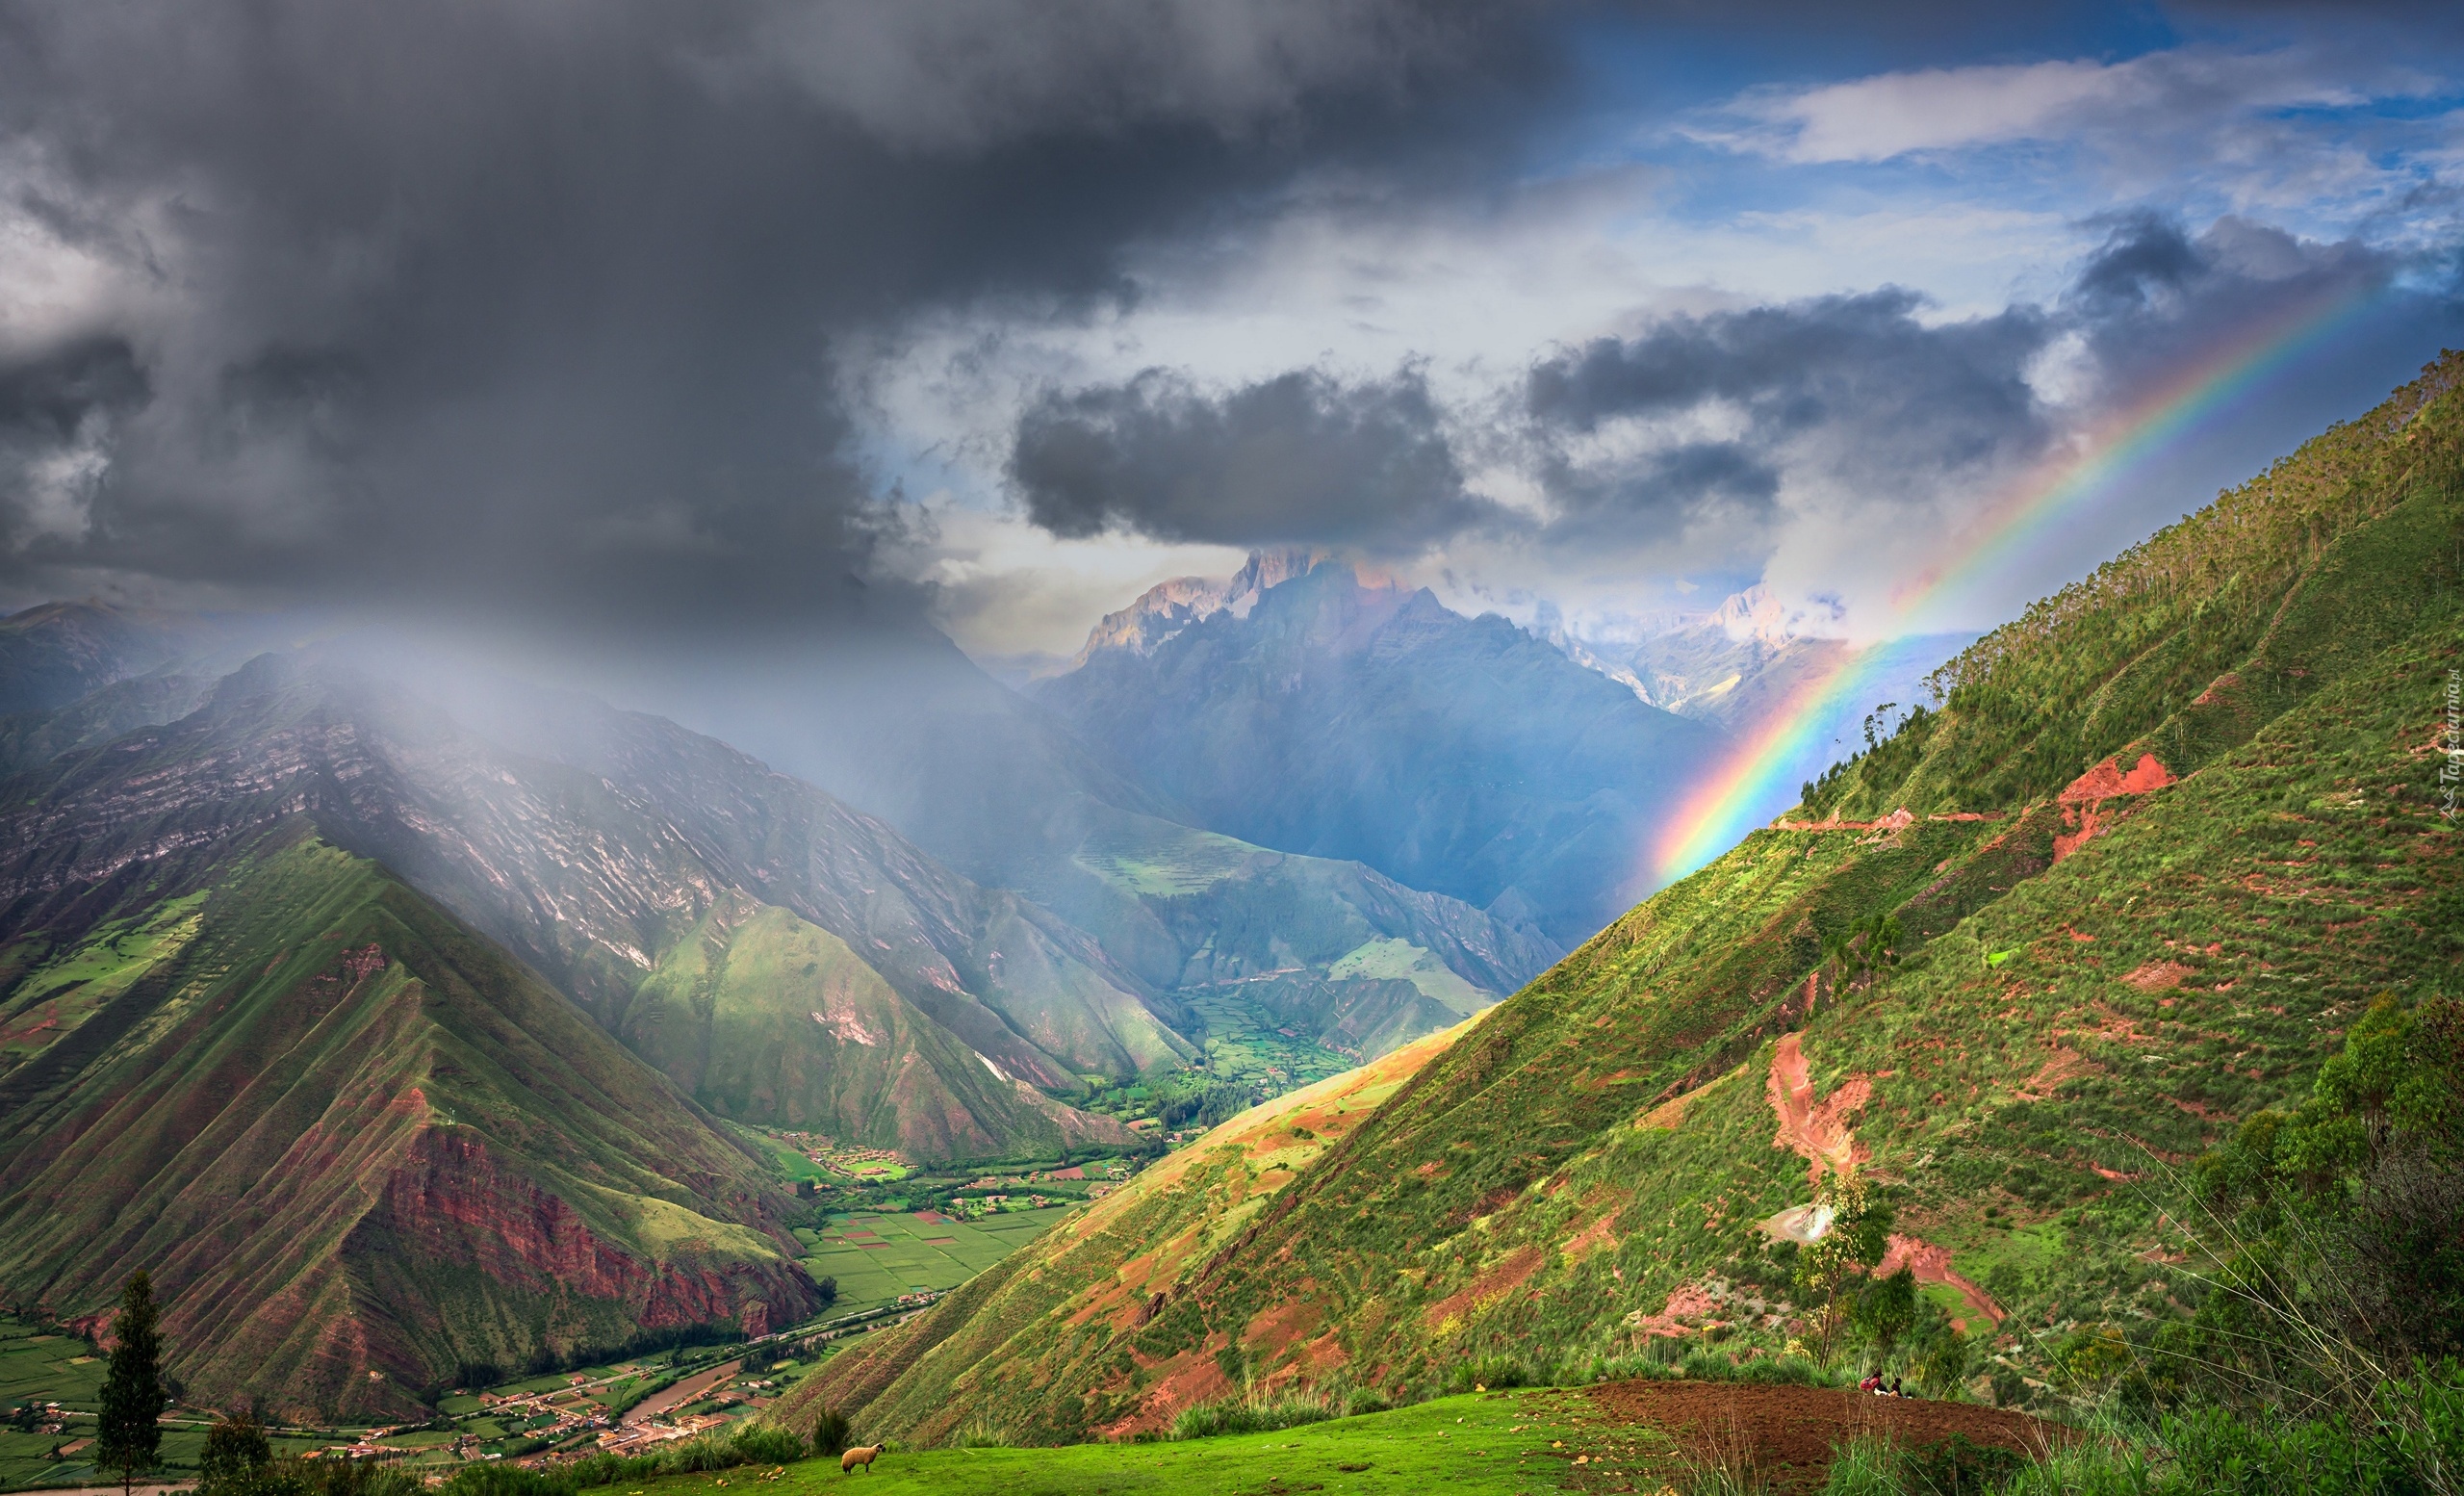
left=3, top=0, right=2462, bottom=667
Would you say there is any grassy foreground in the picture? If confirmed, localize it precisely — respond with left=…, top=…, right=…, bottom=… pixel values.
left=604, top=1393, right=1632, bottom=1496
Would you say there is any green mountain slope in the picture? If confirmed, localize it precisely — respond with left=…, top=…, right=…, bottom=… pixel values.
left=1005, top=798, right=1560, bottom=1064
left=781, top=356, right=2463, bottom=1445
left=771, top=1019, right=1478, bottom=1447
left=0, top=831, right=821, bottom=1422
left=619, top=892, right=1130, bottom=1157
left=0, top=653, right=1142, bottom=1155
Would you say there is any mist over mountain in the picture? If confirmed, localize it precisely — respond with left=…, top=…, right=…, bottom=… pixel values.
left=0, top=0, right=2459, bottom=1467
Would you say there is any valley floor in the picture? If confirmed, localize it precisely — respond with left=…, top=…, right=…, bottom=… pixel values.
left=599, top=1386, right=2067, bottom=1496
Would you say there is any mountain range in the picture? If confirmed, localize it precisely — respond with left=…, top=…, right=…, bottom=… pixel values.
left=0, top=595, right=1573, bottom=1413
left=778, top=353, right=2464, bottom=1443
left=1034, top=556, right=1729, bottom=944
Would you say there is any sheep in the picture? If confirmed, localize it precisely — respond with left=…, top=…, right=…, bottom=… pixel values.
left=840, top=1445, right=883, bottom=1474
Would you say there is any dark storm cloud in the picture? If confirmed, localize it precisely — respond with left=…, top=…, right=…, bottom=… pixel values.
left=2061, top=213, right=2409, bottom=393
left=1009, top=366, right=1513, bottom=552
left=0, top=337, right=149, bottom=554
left=1528, top=289, right=2049, bottom=450
left=1522, top=289, right=2050, bottom=542
left=0, top=0, right=1540, bottom=632
left=2070, top=212, right=2206, bottom=312
left=1532, top=440, right=1780, bottom=548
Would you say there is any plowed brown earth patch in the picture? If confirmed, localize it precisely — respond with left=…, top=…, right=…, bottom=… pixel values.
left=1584, top=1380, right=2071, bottom=1493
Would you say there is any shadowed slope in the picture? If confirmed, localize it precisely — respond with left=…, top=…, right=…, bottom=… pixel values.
left=619, top=892, right=1130, bottom=1157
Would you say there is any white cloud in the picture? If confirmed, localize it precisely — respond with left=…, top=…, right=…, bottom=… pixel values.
left=1700, top=48, right=2370, bottom=165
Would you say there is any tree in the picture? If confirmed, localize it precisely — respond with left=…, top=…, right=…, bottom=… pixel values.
left=1794, top=1173, right=1893, bottom=1363
left=95, top=1271, right=168, bottom=1496
left=198, top=1414, right=271, bottom=1496
left=1851, top=1266, right=1919, bottom=1358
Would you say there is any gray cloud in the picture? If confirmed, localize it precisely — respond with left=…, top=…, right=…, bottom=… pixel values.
left=1010, top=366, right=1512, bottom=552
left=0, top=0, right=1538, bottom=634
left=1523, top=289, right=2051, bottom=544
left=1005, top=207, right=2435, bottom=571
left=1520, top=213, right=2426, bottom=554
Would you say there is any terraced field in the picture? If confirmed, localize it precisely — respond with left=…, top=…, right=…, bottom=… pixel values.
left=796, top=1208, right=1075, bottom=1320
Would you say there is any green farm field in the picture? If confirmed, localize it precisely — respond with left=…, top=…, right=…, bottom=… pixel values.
left=797, top=1208, right=1074, bottom=1320
left=1186, top=991, right=1355, bottom=1093
left=613, top=1392, right=1623, bottom=1496
left=0, top=1322, right=104, bottom=1416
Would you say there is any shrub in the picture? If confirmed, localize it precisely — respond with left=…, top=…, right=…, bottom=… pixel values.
left=808, top=1406, right=851, bottom=1457
left=1444, top=1355, right=1529, bottom=1394
left=728, top=1425, right=803, bottom=1465
left=1732, top=1354, right=1826, bottom=1387
left=199, top=1417, right=273, bottom=1496
left=1170, top=1390, right=1335, bottom=1440
left=662, top=1434, right=738, bottom=1473
left=1341, top=1391, right=1389, bottom=1418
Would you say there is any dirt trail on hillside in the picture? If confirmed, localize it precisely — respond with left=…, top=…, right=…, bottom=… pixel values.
left=1879, top=1235, right=2005, bottom=1331
left=1586, top=1380, right=2071, bottom=1493
left=1766, top=1033, right=1870, bottom=1186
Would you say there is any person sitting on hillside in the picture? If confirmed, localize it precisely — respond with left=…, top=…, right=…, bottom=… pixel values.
left=1889, top=1377, right=1906, bottom=1397
left=1859, top=1373, right=1883, bottom=1394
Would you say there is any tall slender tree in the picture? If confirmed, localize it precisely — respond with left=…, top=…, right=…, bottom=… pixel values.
left=95, top=1272, right=167, bottom=1496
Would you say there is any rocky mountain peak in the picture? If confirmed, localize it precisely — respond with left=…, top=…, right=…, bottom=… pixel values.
left=1065, top=549, right=1385, bottom=669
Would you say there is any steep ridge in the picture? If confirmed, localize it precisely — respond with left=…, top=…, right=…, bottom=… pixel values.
left=786, top=355, right=2464, bottom=1444
left=0, top=831, right=820, bottom=1421
left=974, top=797, right=1561, bottom=1063
left=772, top=1016, right=1482, bottom=1446
left=0, top=652, right=1139, bottom=1155
left=1038, top=559, right=1728, bottom=944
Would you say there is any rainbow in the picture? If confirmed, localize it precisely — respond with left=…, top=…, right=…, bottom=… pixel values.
left=1649, top=276, right=2381, bottom=885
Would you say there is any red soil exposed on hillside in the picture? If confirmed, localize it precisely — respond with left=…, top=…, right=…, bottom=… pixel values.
left=2059, top=753, right=2176, bottom=804
left=1423, top=1244, right=1546, bottom=1329
left=1627, top=1280, right=1727, bottom=1339
left=1584, top=1380, right=2071, bottom=1493
left=2122, top=960, right=2195, bottom=992
left=1766, top=1034, right=1870, bottom=1187
left=2054, top=752, right=2175, bottom=863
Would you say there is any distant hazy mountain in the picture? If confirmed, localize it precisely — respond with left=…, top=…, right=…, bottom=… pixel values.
left=1530, top=586, right=1977, bottom=811
left=1037, top=557, right=1730, bottom=945
left=646, top=625, right=1563, bottom=1061
left=0, top=601, right=205, bottom=715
